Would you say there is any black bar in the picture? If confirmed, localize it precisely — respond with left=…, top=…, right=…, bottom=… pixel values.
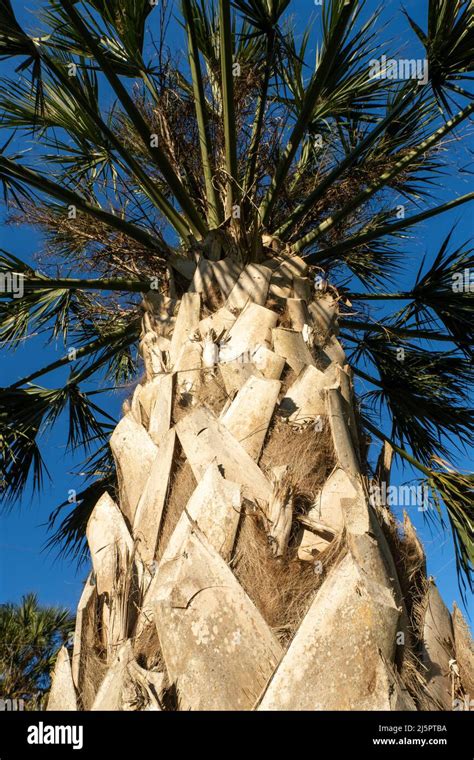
left=0, top=710, right=472, bottom=757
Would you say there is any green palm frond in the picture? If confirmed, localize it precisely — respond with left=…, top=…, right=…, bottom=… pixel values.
left=0, top=254, right=154, bottom=295
left=0, top=282, right=135, bottom=504
left=276, top=88, right=417, bottom=239
left=68, top=317, right=140, bottom=387
left=85, top=0, right=155, bottom=61
left=293, top=99, right=474, bottom=252
left=364, top=419, right=473, bottom=598
left=182, top=0, right=222, bottom=227
left=370, top=83, right=439, bottom=156
left=339, top=235, right=404, bottom=287
left=41, top=0, right=153, bottom=78
left=341, top=320, right=463, bottom=344
left=184, top=0, right=219, bottom=72
left=46, top=441, right=116, bottom=563
left=306, top=191, right=474, bottom=262
left=0, top=593, right=74, bottom=702
left=8, top=320, right=139, bottom=389
left=59, top=0, right=208, bottom=238
left=307, top=7, right=386, bottom=124
left=231, top=0, right=291, bottom=31
left=0, top=383, right=114, bottom=503
left=404, top=0, right=474, bottom=110
left=234, top=1, right=290, bottom=198
left=345, top=229, right=474, bottom=352
left=187, top=0, right=266, bottom=77
left=428, top=467, right=473, bottom=598
left=0, top=249, right=138, bottom=352
left=0, top=288, right=79, bottom=348
left=38, top=51, right=197, bottom=236
left=0, top=247, right=35, bottom=276
left=0, top=153, right=167, bottom=251
left=399, top=229, right=474, bottom=355
left=0, top=0, right=40, bottom=61
left=352, top=336, right=473, bottom=463
left=219, top=0, right=238, bottom=216
left=259, top=0, right=371, bottom=225
left=0, top=54, right=102, bottom=136
left=0, top=0, right=44, bottom=113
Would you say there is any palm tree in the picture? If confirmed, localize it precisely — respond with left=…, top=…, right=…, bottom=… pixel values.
left=0, top=0, right=472, bottom=710
left=0, top=593, right=74, bottom=708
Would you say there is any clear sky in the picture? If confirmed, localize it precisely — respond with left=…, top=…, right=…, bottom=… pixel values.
left=0, top=0, right=472, bottom=622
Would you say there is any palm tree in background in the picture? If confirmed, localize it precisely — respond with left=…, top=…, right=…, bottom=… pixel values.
left=0, top=593, right=74, bottom=707
left=0, top=0, right=473, bottom=710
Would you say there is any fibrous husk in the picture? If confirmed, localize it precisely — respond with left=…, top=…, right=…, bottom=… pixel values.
left=153, top=530, right=282, bottom=710
left=169, top=292, right=201, bottom=367
left=220, top=375, right=281, bottom=460
left=221, top=301, right=277, bottom=364
left=258, top=553, right=411, bottom=711
left=91, top=640, right=164, bottom=711
left=71, top=574, right=101, bottom=708
left=198, top=306, right=235, bottom=339
left=110, top=415, right=158, bottom=523
left=211, top=256, right=242, bottom=299
left=280, top=364, right=329, bottom=424
left=452, top=603, right=474, bottom=697
left=76, top=646, right=108, bottom=711
left=47, top=646, right=77, bottom=711
left=87, top=493, right=134, bottom=597
left=157, top=457, right=197, bottom=562
left=260, top=418, right=335, bottom=509
left=148, top=373, right=173, bottom=445
left=226, top=263, right=272, bottom=310
left=421, top=581, right=455, bottom=710
left=272, top=327, right=316, bottom=374
left=161, top=462, right=242, bottom=563
left=402, top=512, right=427, bottom=582
left=176, top=406, right=272, bottom=503
left=133, top=428, right=176, bottom=566
left=232, top=510, right=344, bottom=645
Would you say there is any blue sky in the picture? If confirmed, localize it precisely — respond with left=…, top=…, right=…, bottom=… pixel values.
left=0, top=0, right=472, bottom=622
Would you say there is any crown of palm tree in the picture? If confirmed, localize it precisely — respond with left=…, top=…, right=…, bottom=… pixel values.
left=0, top=593, right=74, bottom=703
left=0, top=0, right=472, bottom=593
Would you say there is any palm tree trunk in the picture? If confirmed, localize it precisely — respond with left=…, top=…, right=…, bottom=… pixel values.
left=47, top=251, right=473, bottom=711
